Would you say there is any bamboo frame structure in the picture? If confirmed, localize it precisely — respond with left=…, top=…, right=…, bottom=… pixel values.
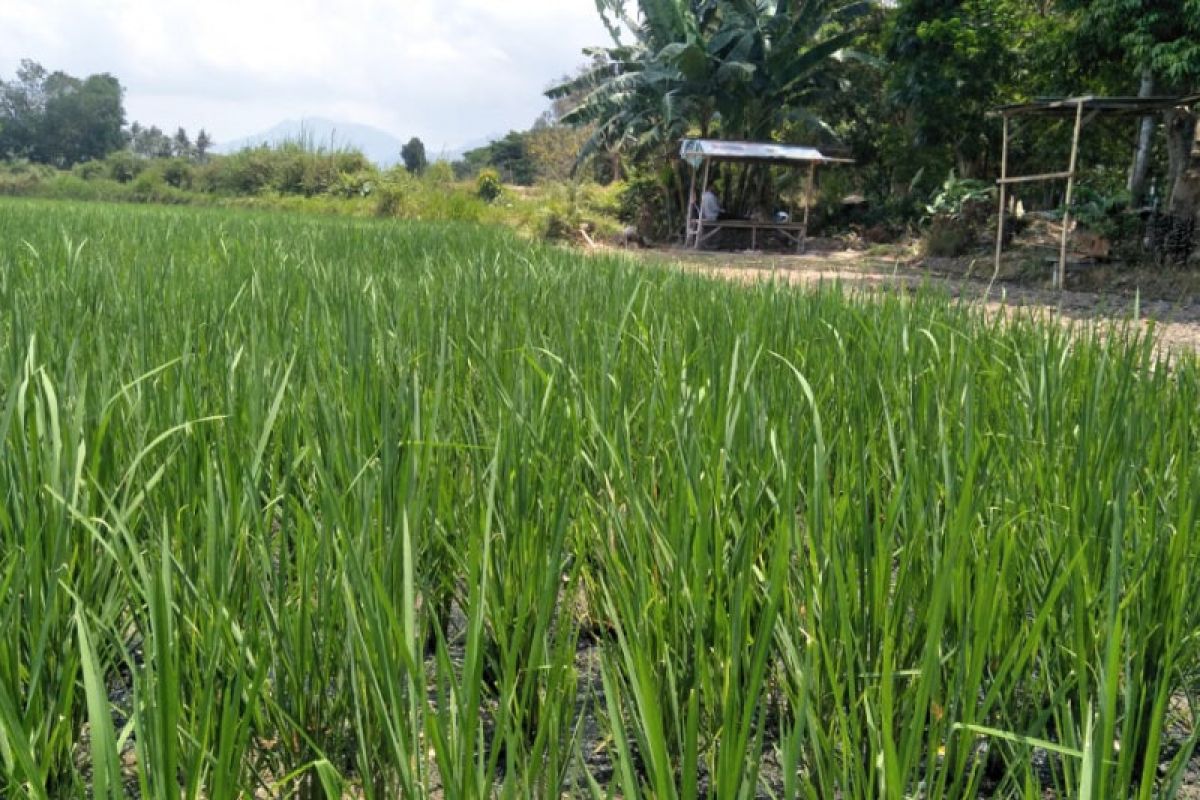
left=802, top=162, right=815, bottom=252
left=994, top=116, right=1008, bottom=276
left=991, top=93, right=1200, bottom=290
left=685, top=166, right=698, bottom=247
left=992, top=99, right=1084, bottom=290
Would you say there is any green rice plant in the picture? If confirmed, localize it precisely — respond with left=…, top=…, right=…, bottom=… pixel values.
left=0, top=197, right=1197, bottom=799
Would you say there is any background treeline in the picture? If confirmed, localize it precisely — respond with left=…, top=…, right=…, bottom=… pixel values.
left=0, top=57, right=595, bottom=195
left=3, top=0, right=1199, bottom=255
left=0, top=56, right=623, bottom=243
left=0, top=145, right=626, bottom=246
left=0, top=61, right=124, bottom=168
left=0, top=60, right=212, bottom=169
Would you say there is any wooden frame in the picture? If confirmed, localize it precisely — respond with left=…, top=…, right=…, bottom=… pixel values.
left=993, top=99, right=1085, bottom=290
left=992, top=93, right=1200, bottom=289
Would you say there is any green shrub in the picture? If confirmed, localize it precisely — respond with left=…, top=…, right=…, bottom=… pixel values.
left=127, top=169, right=191, bottom=204
left=920, top=171, right=994, bottom=256
left=476, top=169, right=503, bottom=202
left=334, top=170, right=375, bottom=199
left=1070, top=186, right=1132, bottom=238
left=523, top=182, right=624, bottom=243
left=425, top=161, right=455, bottom=186
left=271, top=151, right=306, bottom=194
left=104, top=151, right=144, bottom=183
left=133, top=168, right=164, bottom=195
left=618, top=174, right=670, bottom=241
left=418, top=187, right=488, bottom=223
left=539, top=202, right=578, bottom=242
left=199, top=148, right=275, bottom=195
left=0, top=160, right=54, bottom=195
left=576, top=180, right=623, bottom=219
left=160, top=158, right=194, bottom=190
left=72, top=159, right=107, bottom=181
left=227, top=143, right=376, bottom=197
left=925, top=171, right=993, bottom=223
left=374, top=171, right=417, bottom=215
left=372, top=184, right=400, bottom=215
left=40, top=174, right=126, bottom=202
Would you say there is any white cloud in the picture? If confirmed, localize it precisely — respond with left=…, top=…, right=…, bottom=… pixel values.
left=0, top=0, right=612, bottom=148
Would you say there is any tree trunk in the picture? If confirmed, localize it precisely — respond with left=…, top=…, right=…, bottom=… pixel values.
left=1128, top=67, right=1156, bottom=204
left=954, top=145, right=971, bottom=179
left=1166, top=108, right=1198, bottom=216
left=1165, top=108, right=1199, bottom=263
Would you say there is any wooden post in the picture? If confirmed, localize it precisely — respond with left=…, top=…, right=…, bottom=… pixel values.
left=994, top=115, right=1009, bottom=275
left=685, top=163, right=698, bottom=247
left=1058, top=100, right=1085, bottom=289
left=696, top=158, right=712, bottom=250
left=801, top=162, right=816, bottom=254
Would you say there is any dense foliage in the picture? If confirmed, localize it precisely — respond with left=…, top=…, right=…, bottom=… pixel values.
left=552, top=0, right=871, bottom=155
left=0, top=201, right=1198, bottom=798
left=0, top=60, right=125, bottom=168
left=549, top=0, right=1200, bottom=246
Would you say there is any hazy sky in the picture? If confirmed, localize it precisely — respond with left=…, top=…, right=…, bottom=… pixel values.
left=0, top=0, right=614, bottom=151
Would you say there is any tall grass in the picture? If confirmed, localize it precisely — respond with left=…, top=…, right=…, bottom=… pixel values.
left=0, top=198, right=1196, bottom=798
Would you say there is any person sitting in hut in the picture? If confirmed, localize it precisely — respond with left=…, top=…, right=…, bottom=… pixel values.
left=700, top=188, right=722, bottom=222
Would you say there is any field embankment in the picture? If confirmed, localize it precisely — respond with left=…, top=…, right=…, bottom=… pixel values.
left=647, top=246, right=1200, bottom=358
left=0, top=157, right=626, bottom=246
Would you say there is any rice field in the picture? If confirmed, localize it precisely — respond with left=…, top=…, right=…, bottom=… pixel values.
left=0, top=198, right=1198, bottom=799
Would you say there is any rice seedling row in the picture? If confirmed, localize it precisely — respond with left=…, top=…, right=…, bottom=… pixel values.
left=0, top=199, right=1197, bottom=799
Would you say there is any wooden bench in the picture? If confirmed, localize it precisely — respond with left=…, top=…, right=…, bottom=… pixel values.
left=692, top=218, right=810, bottom=252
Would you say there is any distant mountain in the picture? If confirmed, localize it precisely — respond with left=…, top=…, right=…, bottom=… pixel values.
left=215, top=118, right=408, bottom=166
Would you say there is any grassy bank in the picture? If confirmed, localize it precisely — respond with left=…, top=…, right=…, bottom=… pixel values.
left=0, top=157, right=625, bottom=245
left=0, top=199, right=1197, bottom=798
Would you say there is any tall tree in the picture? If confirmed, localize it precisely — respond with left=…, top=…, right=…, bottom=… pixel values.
left=547, top=0, right=713, bottom=165
left=38, top=73, right=125, bottom=166
left=195, top=129, right=213, bottom=163
left=461, top=132, right=536, bottom=185
left=0, top=60, right=49, bottom=159
left=526, top=120, right=592, bottom=183
left=1129, top=67, right=1157, bottom=201
left=401, top=137, right=428, bottom=175
left=1066, top=0, right=1200, bottom=213
left=172, top=127, right=192, bottom=159
left=0, top=61, right=125, bottom=166
left=886, top=0, right=1046, bottom=180
left=131, top=124, right=173, bottom=158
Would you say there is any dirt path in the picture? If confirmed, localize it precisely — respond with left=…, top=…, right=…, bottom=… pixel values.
left=640, top=247, right=1200, bottom=357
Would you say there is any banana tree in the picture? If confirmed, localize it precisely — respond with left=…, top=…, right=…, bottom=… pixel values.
left=548, top=0, right=876, bottom=225
left=547, top=1, right=721, bottom=166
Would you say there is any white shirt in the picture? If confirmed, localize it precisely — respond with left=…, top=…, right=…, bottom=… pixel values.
left=700, top=191, right=721, bottom=221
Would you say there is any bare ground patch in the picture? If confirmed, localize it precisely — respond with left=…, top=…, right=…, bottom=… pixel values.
left=633, top=245, right=1200, bottom=356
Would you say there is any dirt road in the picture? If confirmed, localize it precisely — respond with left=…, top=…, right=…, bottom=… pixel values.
left=644, top=247, right=1200, bottom=356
